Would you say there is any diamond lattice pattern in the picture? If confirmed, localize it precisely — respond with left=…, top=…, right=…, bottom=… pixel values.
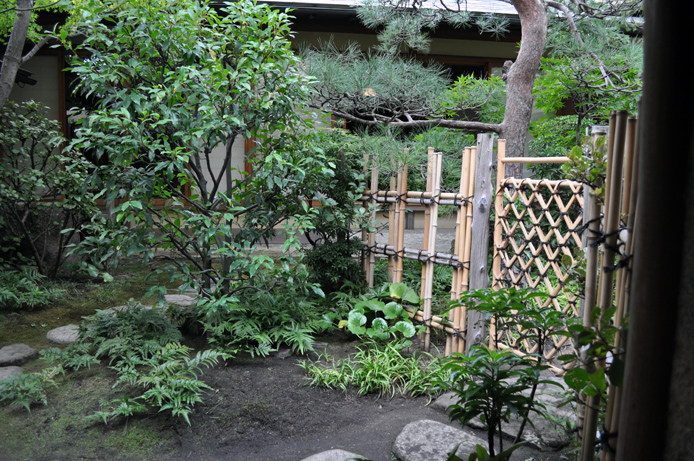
left=493, top=178, right=584, bottom=363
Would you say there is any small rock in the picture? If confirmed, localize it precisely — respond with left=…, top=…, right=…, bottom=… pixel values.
left=0, top=366, right=24, bottom=382
left=392, top=419, right=485, bottom=461
left=275, top=347, right=293, bottom=360
left=0, top=344, right=38, bottom=366
left=301, top=449, right=368, bottom=461
left=430, top=391, right=458, bottom=413
left=46, top=325, right=80, bottom=344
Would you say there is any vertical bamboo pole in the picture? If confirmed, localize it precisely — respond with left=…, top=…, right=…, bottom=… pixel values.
left=581, top=111, right=629, bottom=461
left=457, top=146, right=477, bottom=354
left=420, top=148, right=434, bottom=300
left=393, top=162, right=408, bottom=283
left=576, top=126, right=607, bottom=442
left=367, top=160, right=379, bottom=287
left=490, top=139, right=506, bottom=348
left=361, top=154, right=370, bottom=276
left=448, top=147, right=472, bottom=355
left=423, top=151, right=442, bottom=351
left=388, top=169, right=397, bottom=282
left=601, top=116, right=638, bottom=461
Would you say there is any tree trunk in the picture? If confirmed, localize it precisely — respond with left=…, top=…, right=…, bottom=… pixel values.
left=0, top=0, right=33, bottom=110
left=499, top=0, right=547, bottom=178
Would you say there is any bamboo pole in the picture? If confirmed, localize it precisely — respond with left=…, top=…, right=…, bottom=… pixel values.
left=601, top=116, right=639, bottom=461
left=576, top=126, right=607, bottom=443
left=448, top=147, right=472, bottom=355
left=581, top=111, right=629, bottom=461
left=499, top=156, right=570, bottom=164
left=394, top=161, right=408, bottom=283
left=367, top=159, right=379, bottom=287
left=388, top=168, right=397, bottom=282
left=490, top=139, right=507, bottom=348
left=420, top=148, right=434, bottom=301
left=457, top=147, right=477, bottom=354
left=423, top=151, right=442, bottom=351
left=361, top=154, right=370, bottom=277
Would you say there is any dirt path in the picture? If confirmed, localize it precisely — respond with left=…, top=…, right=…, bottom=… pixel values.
left=1, top=335, right=571, bottom=461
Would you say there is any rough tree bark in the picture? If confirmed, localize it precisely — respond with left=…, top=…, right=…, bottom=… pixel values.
left=0, top=0, right=33, bottom=109
left=498, top=0, right=547, bottom=177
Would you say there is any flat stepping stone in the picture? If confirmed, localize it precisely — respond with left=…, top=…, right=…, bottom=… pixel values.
left=392, top=419, right=485, bottom=461
left=46, top=325, right=80, bottom=344
left=0, top=366, right=24, bottom=382
left=301, top=449, right=368, bottom=461
left=162, top=294, right=197, bottom=307
left=0, top=344, right=38, bottom=366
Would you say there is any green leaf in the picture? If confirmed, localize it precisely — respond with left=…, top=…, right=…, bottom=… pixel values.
left=389, top=282, right=420, bottom=304
left=564, top=367, right=589, bottom=391
left=347, top=310, right=367, bottom=335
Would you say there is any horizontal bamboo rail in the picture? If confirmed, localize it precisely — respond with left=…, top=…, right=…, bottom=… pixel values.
left=500, top=156, right=570, bottom=164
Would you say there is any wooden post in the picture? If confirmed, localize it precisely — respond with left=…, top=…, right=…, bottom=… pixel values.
left=465, top=133, right=495, bottom=354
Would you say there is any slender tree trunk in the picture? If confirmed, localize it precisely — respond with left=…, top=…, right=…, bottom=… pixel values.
left=0, top=0, right=33, bottom=110
left=499, top=0, right=547, bottom=178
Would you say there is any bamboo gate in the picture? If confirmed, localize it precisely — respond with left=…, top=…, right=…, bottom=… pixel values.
left=359, top=113, right=636, bottom=459
left=360, top=143, right=481, bottom=356
left=490, top=139, right=585, bottom=372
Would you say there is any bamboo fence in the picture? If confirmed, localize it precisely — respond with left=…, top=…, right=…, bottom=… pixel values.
left=360, top=147, right=476, bottom=353
left=577, top=111, right=638, bottom=461
left=490, top=139, right=584, bottom=372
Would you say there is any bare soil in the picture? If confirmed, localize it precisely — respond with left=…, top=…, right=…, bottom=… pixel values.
left=1, top=331, right=571, bottom=461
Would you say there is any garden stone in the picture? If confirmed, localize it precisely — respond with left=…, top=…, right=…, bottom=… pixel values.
left=47, top=325, right=80, bottom=344
left=0, top=344, right=38, bottom=366
left=301, top=449, right=368, bottom=461
left=392, top=419, right=484, bottom=461
left=162, top=294, right=197, bottom=307
left=0, top=366, right=24, bottom=382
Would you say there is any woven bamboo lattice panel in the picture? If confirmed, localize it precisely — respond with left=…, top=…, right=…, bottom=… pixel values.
left=492, top=176, right=584, bottom=363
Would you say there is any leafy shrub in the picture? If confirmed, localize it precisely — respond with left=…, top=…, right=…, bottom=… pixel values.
left=0, top=101, right=99, bottom=277
left=200, top=269, right=331, bottom=357
left=302, top=129, right=368, bottom=294
left=42, top=301, right=221, bottom=425
left=0, top=268, right=66, bottom=310
left=77, top=301, right=183, bottom=361
left=94, top=343, right=221, bottom=425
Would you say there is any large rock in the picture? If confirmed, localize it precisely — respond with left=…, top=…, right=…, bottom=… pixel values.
left=46, top=325, right=80, bottom=344
left=392, top=419, right=485, bottom=461
left=0, top=366, right=24, bottom=382
left=0, top=344, right=38, bottom=366
left=301, top=449, right=368, bottom=461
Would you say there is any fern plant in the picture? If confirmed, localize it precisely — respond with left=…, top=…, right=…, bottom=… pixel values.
left=0, top=367, right=61, bottom=411
left=0, top=269, right=66, bottom=310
